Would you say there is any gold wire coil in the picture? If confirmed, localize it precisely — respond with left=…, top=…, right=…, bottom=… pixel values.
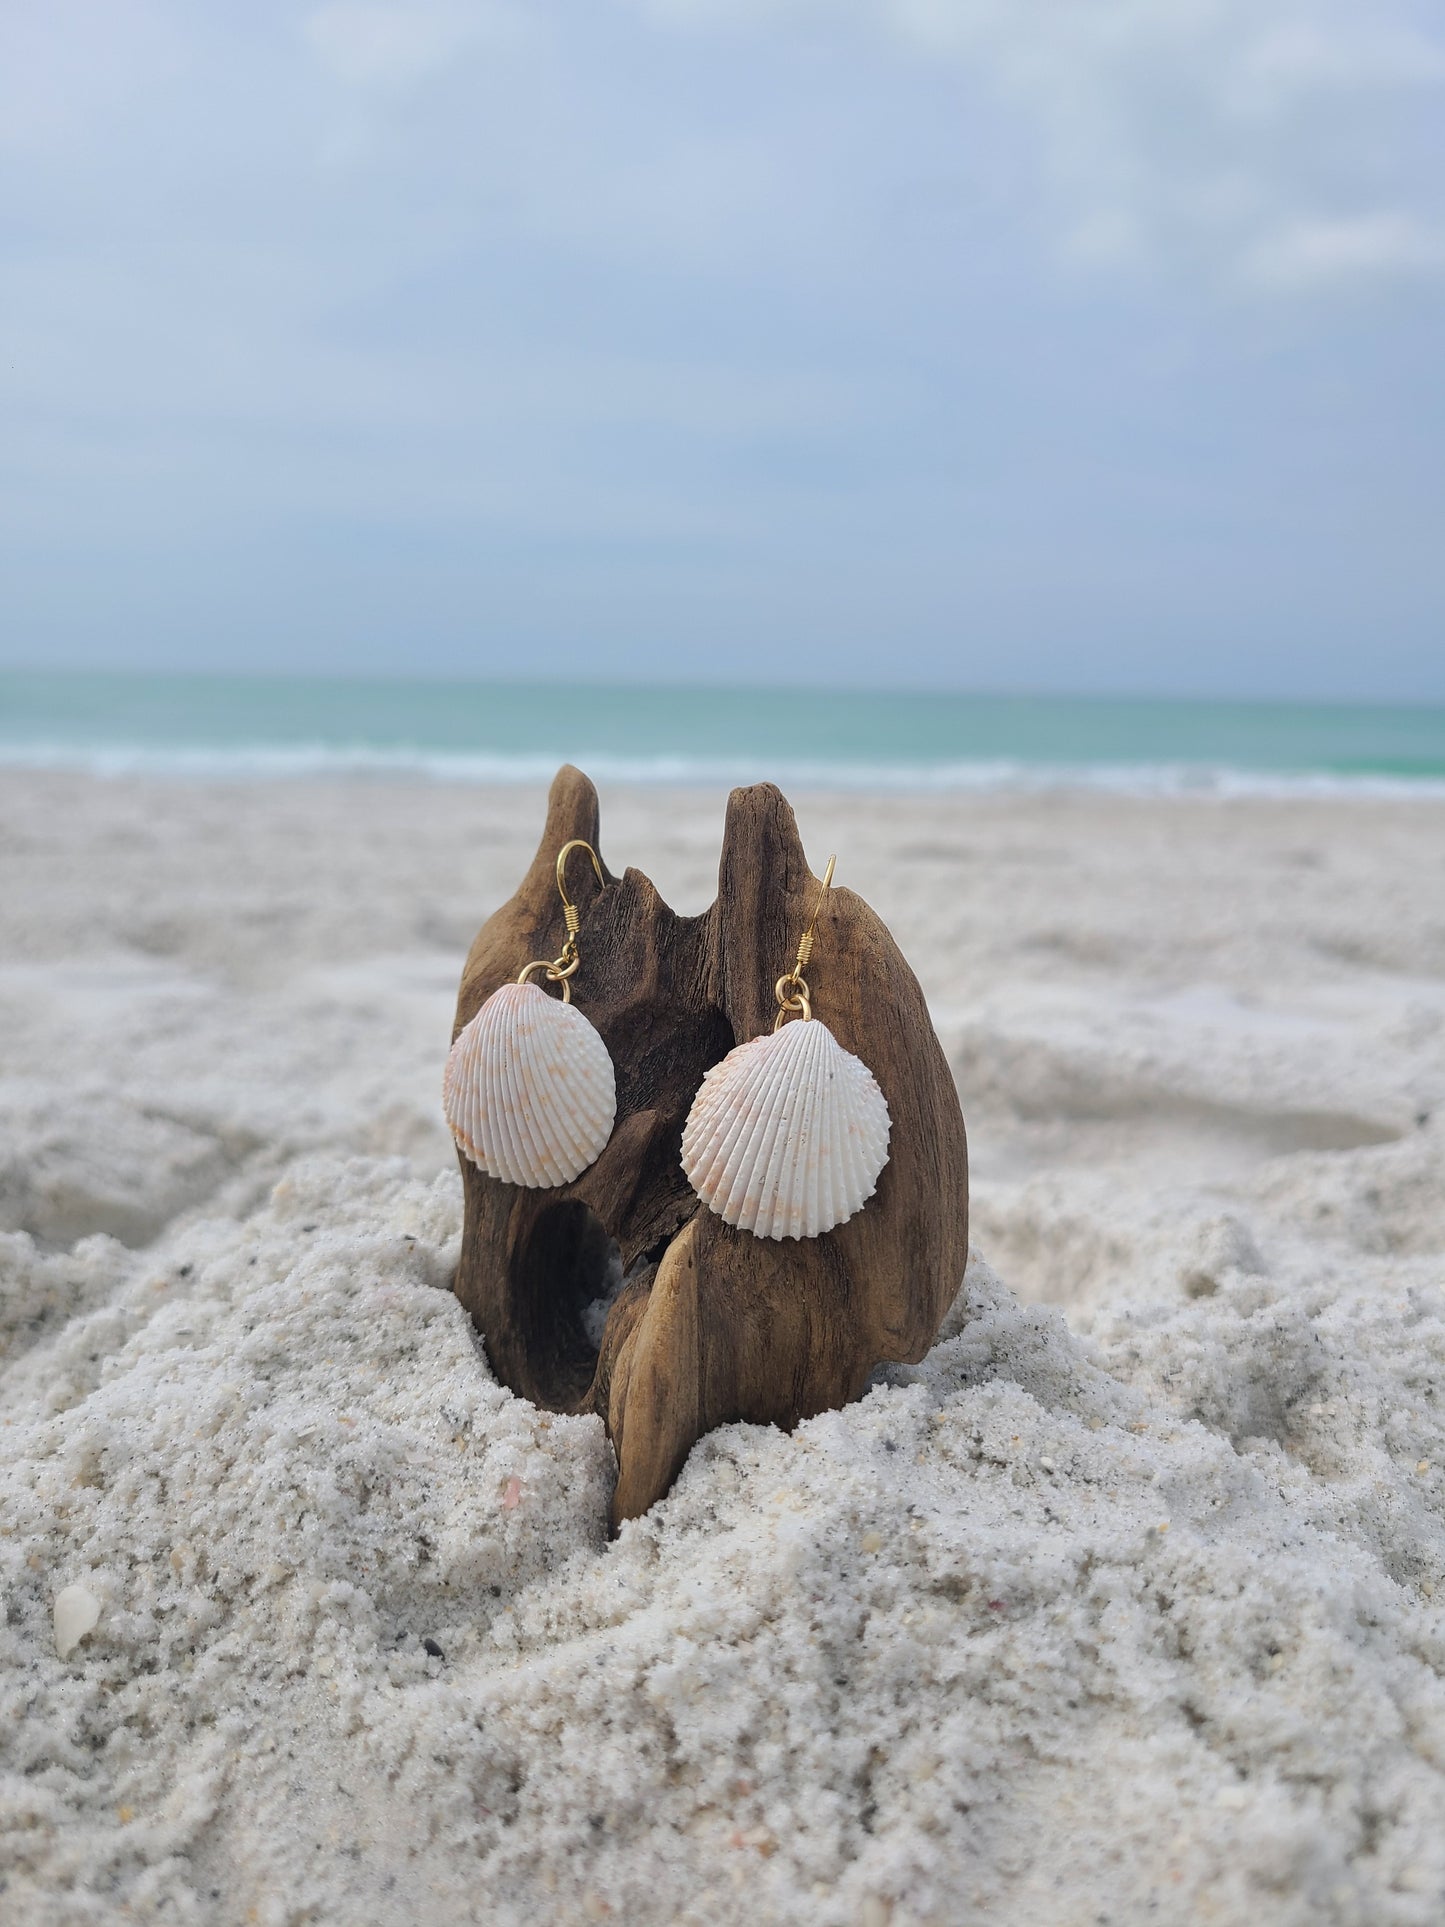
left=772, top=854, right=835, bottom=1029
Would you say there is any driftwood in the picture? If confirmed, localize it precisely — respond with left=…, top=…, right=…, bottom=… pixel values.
left=450, top=766, right=969, bottom=1524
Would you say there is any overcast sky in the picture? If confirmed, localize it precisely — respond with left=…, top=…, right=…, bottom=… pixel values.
left=3, top=0, right=1443, bottom=699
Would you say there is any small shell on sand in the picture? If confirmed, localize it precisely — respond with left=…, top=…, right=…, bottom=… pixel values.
left=54, top=1583, right=101, bottom=1658
left=681, top=1017, right=890, bottom=1240
left=443, top=980, right=616, bottom=1188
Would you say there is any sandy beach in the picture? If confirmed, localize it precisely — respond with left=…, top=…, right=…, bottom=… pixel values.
left=3, top=769, right=1444, bottom=1926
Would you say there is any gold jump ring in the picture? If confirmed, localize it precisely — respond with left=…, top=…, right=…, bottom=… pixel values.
left=516, top=959, right=573, bottom=1002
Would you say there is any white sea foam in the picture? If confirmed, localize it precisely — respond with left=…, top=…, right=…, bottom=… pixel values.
left=3, top=736, right=1445, bottom=797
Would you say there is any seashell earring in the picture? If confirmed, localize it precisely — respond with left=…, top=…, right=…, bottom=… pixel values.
left=443, top=839, right=617, bottom=1187
left=681, top=856, right=891, bottom=1240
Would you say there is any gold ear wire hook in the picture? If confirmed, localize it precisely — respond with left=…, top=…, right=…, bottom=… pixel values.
left=517, top=838, right=605, bottom=998
left=555, top=837, right=606, bottom=945
left=793, top=853, right=835, bottom=974
left=774, top=854, right=836, bottom=1029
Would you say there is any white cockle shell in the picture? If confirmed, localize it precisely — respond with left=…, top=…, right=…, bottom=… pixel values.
left=443, top=980, right=616, bottom=1187
left=681, top=1017, right=891, bottom=1240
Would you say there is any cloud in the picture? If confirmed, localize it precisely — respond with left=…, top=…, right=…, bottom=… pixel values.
left=3, top=0, right=1444, bottom=698
left=1232, top=21, right=1445, bottom=110
left=1243, top=210, right=1445, bottom=292
left=304, top=1, right=533, bottom=89
left=636, top=0, right=1445, bottom=296
left=0, top=0, right=184, bottom=155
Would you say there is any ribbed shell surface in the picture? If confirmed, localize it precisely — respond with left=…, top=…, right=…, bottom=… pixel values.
left=680, top=1017, right=891, bottom=1240
left=443, top=980, right=616, bottom=1187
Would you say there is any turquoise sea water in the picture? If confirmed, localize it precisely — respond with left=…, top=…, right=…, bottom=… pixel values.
left=3, top=671, right=1444, bottom=793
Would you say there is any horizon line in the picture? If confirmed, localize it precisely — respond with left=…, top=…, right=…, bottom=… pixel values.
left=4, top=664, right=1443, bottom=716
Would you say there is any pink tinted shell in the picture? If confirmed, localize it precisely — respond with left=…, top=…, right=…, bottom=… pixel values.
left=443, top=980, right=616, bottom=1187
left=680, top=1017, right=890, bottom=1240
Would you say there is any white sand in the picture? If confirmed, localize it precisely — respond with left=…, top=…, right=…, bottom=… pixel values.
left=2, top=771, right=1443, bottom=1926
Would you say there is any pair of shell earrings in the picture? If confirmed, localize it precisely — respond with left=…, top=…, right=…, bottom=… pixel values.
left=443, top=844, right=891, bottom=1240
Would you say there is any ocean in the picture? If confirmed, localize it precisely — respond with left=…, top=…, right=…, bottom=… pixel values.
left=2, top=671, right=1444, bottom=795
